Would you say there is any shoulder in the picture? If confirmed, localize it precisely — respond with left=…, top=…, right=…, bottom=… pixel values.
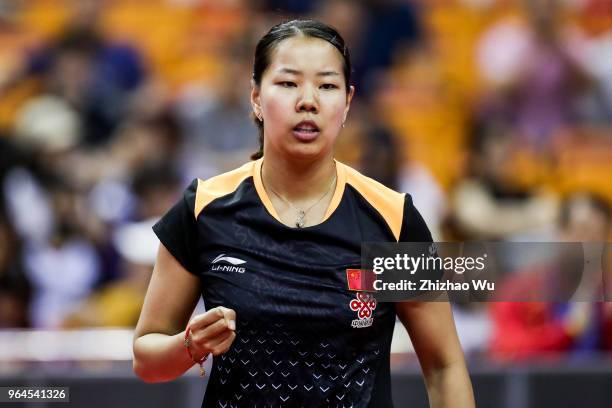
left=339, top=161, right=406, bottom=241
left=341, top=161, right=405, bottom=203
left=191, top=161, right=256, bottom=219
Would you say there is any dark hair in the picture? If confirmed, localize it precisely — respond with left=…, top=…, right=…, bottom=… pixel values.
left=131, top=160, right=181, bottom=199
left=55, top=27, right=103, bottom=57
left=250, top=19, right=352, bottom=160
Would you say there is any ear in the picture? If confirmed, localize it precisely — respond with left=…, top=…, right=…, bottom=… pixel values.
left=342, top=85, right=355, bottom=123
left=251, top=79, right=262, bottom=119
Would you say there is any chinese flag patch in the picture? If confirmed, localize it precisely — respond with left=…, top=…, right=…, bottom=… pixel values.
left=346, top=269, right=376, bottom=292
left=346, top=269, right=363, bottom=291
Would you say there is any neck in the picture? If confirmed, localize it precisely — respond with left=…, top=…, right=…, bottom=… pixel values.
left=261, top=153, right=336, bottom=203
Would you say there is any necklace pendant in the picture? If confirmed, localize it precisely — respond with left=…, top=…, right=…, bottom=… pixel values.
left=296, top=210, right=306, bottom=228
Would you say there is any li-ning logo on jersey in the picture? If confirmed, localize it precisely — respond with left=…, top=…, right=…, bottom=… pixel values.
left=211, top=254, right=247, bottom=273
left=350, top=292, right=377, bottom=328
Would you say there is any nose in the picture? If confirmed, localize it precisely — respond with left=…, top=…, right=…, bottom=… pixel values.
left=296, top=85, right=319, bottom=114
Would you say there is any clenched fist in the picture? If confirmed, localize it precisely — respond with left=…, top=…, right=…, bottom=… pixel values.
left=187, top=306, right=237, bottom=358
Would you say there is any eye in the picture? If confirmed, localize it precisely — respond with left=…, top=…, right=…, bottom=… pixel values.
left=320, top=83, right=339, bottom=90
left=278, top=81, right=297, bottom=88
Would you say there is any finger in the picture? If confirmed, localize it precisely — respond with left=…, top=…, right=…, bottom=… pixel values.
left=193, top=317, right=232, bottom=342
left=188, top=307, right=225, bottom=331
left=217, top=307, right=237, bottom=330
left=193, top=328, right=235, bottom=356
left=209, top=331, right=237, bottom=356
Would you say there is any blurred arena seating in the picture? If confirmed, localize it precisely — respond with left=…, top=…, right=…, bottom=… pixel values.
left=0, top=1, right=611, bottom=406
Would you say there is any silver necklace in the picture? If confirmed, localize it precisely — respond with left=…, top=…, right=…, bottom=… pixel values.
left=265, top=169, right=337, bottom=228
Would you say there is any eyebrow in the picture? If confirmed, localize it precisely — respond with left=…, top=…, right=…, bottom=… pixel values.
left=277, top=68, right=340, bottom=77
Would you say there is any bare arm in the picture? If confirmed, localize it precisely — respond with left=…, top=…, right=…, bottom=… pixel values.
left=132, top=244, right=235, bottom=383
left=396, top=301, right=475, bottom=408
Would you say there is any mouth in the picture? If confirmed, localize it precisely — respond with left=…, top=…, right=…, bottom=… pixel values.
left=292, top=120, right=320, bottom=142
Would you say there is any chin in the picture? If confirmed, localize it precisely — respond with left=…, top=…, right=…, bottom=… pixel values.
left=284, top=143, right=329, bottom=161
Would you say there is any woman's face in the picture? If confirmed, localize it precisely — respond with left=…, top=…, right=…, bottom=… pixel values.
left=252, top=36, right=354, bottom=161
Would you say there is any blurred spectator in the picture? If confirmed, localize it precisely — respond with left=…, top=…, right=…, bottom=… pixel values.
left=4, top=96, right=89, bottom=246
left=559, top=193, right=611, bottom=242
left=568, top=1, right=612, bottom=123
left=1, top=133, right=112, bottom=326
left=313, top=0, right=365, bottom=53
left=359, top=122, right=401, bottom=191
left=62, top=160, right=182, bottom=328
left=476, top=0, right=595, bottom=148
left=317, top=0, right=423, bottom=98
left=489, top=192, right=612, bottom=361
left=130, top=160, right=183, bottom=221
left=451, top=118, right=558, bottom=240
left=63, top=218, right=158, bottom=328
left=175, top=45, right=257, bottom=177
left=349, top=101, right=447, bottom=240
left=111, top=111, right=183, bottom=177
left=57, top=106, right=184, bottom=204
left=76, top=109, right=183, bottom=218
left=21, top=177, right=102, bottom=328
left=1, top=0, right=146, bottom=145
left=354, top=0, right=423, bottom=97
left=84, top=158, right=182, bottom=286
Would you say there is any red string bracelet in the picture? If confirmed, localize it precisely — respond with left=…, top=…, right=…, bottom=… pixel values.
left=184, top=325, right=209, bottom=377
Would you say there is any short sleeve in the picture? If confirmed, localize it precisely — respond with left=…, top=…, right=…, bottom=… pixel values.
left=152, top=179, right=199, bottom=274
left=399, top=193, right=433, bottom=242
left=399, top=194, right=444, bottom=284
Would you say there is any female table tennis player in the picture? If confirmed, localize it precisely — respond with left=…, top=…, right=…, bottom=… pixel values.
left=133, top=19, right=474, bottom=408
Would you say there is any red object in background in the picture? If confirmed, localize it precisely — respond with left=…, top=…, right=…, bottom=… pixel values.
left=488, top=268, right=574, bottom=361
left=489, top=301, right=573, bottom=361
left=490, top=258, right=612, bottom=360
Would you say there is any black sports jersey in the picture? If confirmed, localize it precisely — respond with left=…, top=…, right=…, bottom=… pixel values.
left=153, top=159, right=433, bottom=408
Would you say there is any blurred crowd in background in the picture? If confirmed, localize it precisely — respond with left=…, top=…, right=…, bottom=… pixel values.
left=0, top=0, right=611, bottom=362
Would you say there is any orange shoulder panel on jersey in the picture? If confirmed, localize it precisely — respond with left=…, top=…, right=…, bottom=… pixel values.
left=340, top=162, right=406, bottom=241
left=194, top=161, right=255, bottom=219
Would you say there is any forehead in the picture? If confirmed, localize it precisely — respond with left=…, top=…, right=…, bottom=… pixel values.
left=267, top=36, right=344, bottom=76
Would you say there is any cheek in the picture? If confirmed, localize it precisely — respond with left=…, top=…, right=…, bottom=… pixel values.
left=262, top=96, right=294, bottom=145
left=262, top=88, right=292, bottom=123
left=324, top=96, right=348, bottom=124
left=265, top=98, right=290, bottom=124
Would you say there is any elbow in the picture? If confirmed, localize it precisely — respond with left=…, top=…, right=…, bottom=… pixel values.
left=133, top=358, right=164, bottom=383
left=132, top=342, right=164, bottom=383
left=132, top=341, right=149, bottom=382
left=132, top=336, right=158, bottom=383
left=133, top=358, right=152, bottom=383
left=132, top=333, right=180, bottom=383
